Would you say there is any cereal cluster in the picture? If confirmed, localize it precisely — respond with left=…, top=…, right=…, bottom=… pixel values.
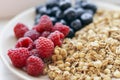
left=45, top=9, right=120, bottom=80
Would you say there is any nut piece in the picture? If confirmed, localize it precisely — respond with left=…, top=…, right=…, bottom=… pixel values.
left=93, top=76, right=101, bottom=80
left=93, top=60, right=102, bottom=68
left=113, top=70, right=120, bottom=78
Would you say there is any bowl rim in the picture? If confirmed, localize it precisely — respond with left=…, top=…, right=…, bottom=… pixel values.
left=0, top=1, right=120, bottom=80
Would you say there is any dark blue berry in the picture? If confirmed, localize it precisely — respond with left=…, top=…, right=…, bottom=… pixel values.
left=56, top=10, right=64, bottom=20
left=70, top=19, right=82, bottom=31
left=76, top=8, right=85, bottom=18
left=74, top=5, right=81, bottom=9
left=50, top=17, right=57, bottom=25
left=46, top=9, right=52, bottom=16
left=51, top=7, right=60, bottom=16
left=38, top=6, right=47, bottom=15
left=75, top=0, right=87, bottom=7
left=67, top=28, right=75, bottom=38
left=80, top=12, right=93, bottom=25
left=35, top=14, right=41, bottom=20
left=59, top=0, right=71, bottom=11
left=36, top=5, right=43, bottom=14
left=59, top=19, right=67, bottom=25
left=34, top=14, right=41, bottom=25
left=46, top=1, right=59, bottom=9
left=85, top=9, right=94, bottom=15
left=63, top=8, right=76, bottom=22
left=81, top=2, right=97, bottom=13
left=34, top=19, right=39, bottom=25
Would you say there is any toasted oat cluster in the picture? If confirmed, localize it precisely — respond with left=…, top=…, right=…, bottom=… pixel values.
left=44, top=9, right=120, bottom=80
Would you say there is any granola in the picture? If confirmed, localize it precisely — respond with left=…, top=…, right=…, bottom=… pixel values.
left=45, top=9, right=120, bottom=80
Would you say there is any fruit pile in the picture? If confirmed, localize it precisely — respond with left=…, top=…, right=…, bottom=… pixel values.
left=35, top=0, right=97, bottom=38
left=8, top=15, right=70, bottom=76
left=8, top=0, right=97, bottom=77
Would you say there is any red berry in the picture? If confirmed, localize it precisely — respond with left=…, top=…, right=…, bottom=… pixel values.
left=8, top=48, right=30, bottom=68
left=14, top=23, right=29, bottom=39
left=15, top=37, right=33, bottom=50
left=52, top=23, right=70, bottom=36
left=30, top=49, right=40, bottom=57
left=36, top=15, right=53, bottom=33
left=36, top=37, right=54, bottom=58
left=41, top=31, right=50, bottom=37
left=32, top=25, right=38, bottom=30
left=24, top=30, right=40, bottom=41
left=48, top=31, right=64, bottom=46
left=26, top=56, right=45, bottom=76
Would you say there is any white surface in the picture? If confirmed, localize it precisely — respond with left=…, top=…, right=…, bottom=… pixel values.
left=0, top=0, right=46, bottom=18
left=1, top=1, right=120, bottom=80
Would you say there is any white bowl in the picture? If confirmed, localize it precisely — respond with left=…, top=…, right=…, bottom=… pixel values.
left=0, top=1, right=120, bottom=80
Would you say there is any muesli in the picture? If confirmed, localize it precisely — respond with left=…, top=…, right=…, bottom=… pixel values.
left=45, top=9, right=120, bottom=80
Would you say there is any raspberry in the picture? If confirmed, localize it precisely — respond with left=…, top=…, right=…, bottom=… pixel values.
left=15, top=37, right=33, bottom=50
left=41, top=31, right=50, bottom=37
left=24, top=30, right=40, bottom=41
left=14, top=23, right=29, bottom=39
left=30, top=49, right=40, bottom=57
left=52, top=23, right=70, bottom=36
left=32, top=25, right=38, bottom=30
left=26, top=56, right=45, bottom=76
left=36, top=15, right=53, bottom=33
left=36, top=37, right=54, bottom=58
left=48, top=31, right=64, bottom=46
left=8, top=48, right=30, bottom=68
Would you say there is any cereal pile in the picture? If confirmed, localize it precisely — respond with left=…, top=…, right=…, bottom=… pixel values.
left=45, top=10, right=120, bottom=80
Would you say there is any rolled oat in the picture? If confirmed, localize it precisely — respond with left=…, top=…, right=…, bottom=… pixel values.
left=46, top=9, right=120, bottom=80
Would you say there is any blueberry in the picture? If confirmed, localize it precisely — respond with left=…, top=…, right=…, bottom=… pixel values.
left=59, top=19, right=67, bottom=25
left=75, top=0, right=87, bottom=7
left=80, top=12, right=93, bottom=25
left=38, top=6, right=47, bottom=15
left=46, top=9, right=52, bottom=16
left=76, top=8, right=85, bottom=18
left=51, top=7, right=60, bottom=16
left=34, top=14, right=41, bottom=25
left=34, top=19, right=39, bottom=25
left=74, top=5, right=81, bottom=9
left=56, top=10, right=64, bottom=20
left=50, top=17, right=57, bottom=25
left=85, top=9, right=94, bottom=15
left=63, top=8, right=76, bottom=22
left=67, top=28, right=75, bottom=38
left=36, top=5, right=43, bottom=14
left=35, top=14, right=41, bottom=20
left=81, top=2, right=97, bottom=13
left=71, top=19, right=82, bottom=31
left=46, top=1, right=59, bottom=9
left=59, top=0, right=71, bottom=11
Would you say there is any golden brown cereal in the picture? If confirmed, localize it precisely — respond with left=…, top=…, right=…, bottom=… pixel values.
left=45, top=9, right=120, bottom=80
